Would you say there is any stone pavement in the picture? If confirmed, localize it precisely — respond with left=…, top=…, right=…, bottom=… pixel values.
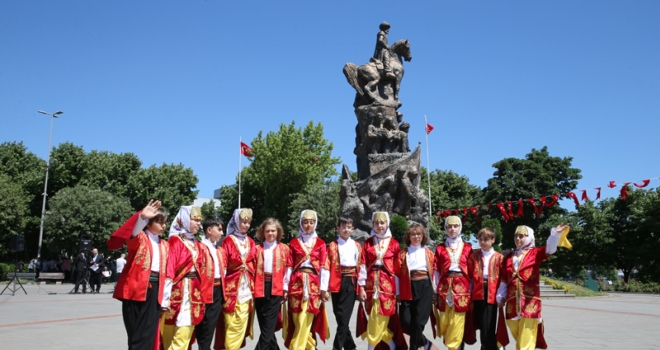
left=1, top=282, right=659, bottom=349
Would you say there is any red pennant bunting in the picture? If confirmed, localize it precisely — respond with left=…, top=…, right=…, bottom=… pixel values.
left=567, top=192, right=580, bottom=207
left=634, top=179, right=650, bottom=188
left=528, top=198, right=540, bottom=216
left=443, top=210, right=452, bottom=217
left=496, top=203, right=510, bottom=222
left=545, top=194, right=559, bottom=208
left=581, top=190, right=589, bottom=202
left=516, top=199, right=524, bottom=217
left=454, top=209, right=459, bottom=215
left=595, top=187, right=601, bottom=199
left=487, top=204, right=492, bottom=212
left=537, top=196, right=546, bottom=217
left=470, top=206, right=481, bottom=224
left=506, top=202, right=514, bottom=219
left=608, top=181, right=616, bottom=188
left=620, top=183, right=631, bottom=200
left=462, top=207, right=469, bottom=222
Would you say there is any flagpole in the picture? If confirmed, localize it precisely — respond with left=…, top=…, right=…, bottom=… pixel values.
left=424, top=115, right=432, bottom=218
left=238, top=136, right=242, bottom=209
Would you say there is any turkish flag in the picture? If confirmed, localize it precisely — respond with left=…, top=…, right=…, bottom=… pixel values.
left=240, top=142, right=254, bottom=158
left=581, top=190, right=589, bottom=202
left=595, top=187, right=601, bottom=199
left=567, top=192, right=580, bottom=207
left=634, top=179, right=650, bottom=188
left=426, top=123, right=434, bottom=134
left=608, top=181, right=616, bottom=188
left=620, top=183, right=631, bottom=200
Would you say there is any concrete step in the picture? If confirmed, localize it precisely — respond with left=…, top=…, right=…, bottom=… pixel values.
left=543, top=293, right=576, bottom=299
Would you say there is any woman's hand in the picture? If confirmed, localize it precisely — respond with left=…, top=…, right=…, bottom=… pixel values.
left=140, top=200, right=162, bottom=220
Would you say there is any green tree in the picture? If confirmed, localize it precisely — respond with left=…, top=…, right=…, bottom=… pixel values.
left=43, top=186, right=134, bottom=258
left=389, top=215, right=409, bottom=244
left=200, top=200, right=222, bottom=220
left=287, top=181, right=341, bottom=242
left=49, top=142, right=87, bottom=195
left=0, top=174, right=31, bottom=257
left=127, top=163, right=200, bottom=216
left=80, top=150, right=142, bottom=198
left=483, top=147, right=582, bottom=248
left=223, top=121, right=341, bottom=238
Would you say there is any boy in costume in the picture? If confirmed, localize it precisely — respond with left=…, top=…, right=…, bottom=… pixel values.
left=496, top=224, right=568, bottom=350
left=327, top=217, right=362, bottom=350
left=218, top=208, right=257, bottom=350
left=107, top=200, right=169, bottom=350
left=254, top=218, right=290, bottom=350
left=161, top=206, right=213, bottom=350
left=358, top=211, right=400, bottom=350
left=467, top=228, right=503, bottom=350
left=284, top=210, right=330, bottom=350
left=435, top=215, right=472, bottom=350
left=395, top=223, right=436, bottom=350
left=195, top=216, right=226, bottom=350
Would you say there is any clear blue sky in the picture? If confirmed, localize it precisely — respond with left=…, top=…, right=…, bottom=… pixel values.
left=2, top=1, right=658, bottom=208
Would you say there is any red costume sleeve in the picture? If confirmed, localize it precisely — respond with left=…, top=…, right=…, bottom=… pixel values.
left=107, top=211, right=142, bottom=250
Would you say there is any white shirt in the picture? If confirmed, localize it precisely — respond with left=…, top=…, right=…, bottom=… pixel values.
left=481, top=248, right=495, bottom=279
left=131, top=215, right=161, bottom=272
left=337, top=237, right=358, bottom=267
left=201, top=237, right=221, bottom=279
left=263, top=240, right=276, bottom=274
left=406, top=244, right=428, bottom=271
left=116, top=258, right=126, bottom=273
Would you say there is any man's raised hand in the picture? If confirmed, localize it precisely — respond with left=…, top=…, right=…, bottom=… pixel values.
left=140, top=200, right=162, bottom=220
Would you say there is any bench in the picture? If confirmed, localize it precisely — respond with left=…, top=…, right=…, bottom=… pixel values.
left=38, top=272, right=65, bottom=284
left=8, top=272, right=36, bottom=281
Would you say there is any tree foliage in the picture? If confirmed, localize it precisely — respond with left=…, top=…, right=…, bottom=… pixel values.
left=0, top=174, right=31, bottom=257
left=127, top=163, right=199, bottom=216
left=43, top=186, right=134, bottom=258
left=389, top=215, right=409, bottom=244
left=483, top=147, right=582, bottom=248
left=287, top=181, right=341, bottom=242
left=222, top=121, right=341, bottom=239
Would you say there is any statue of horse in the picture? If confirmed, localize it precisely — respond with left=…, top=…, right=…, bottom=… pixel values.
left=343, top=39, right=412, bottom=105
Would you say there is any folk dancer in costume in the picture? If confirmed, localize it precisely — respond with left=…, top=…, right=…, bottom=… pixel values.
left=467, top=228, right=504, bottom=350
left=284, top=210, right=331, bottom=350
left=195, top=216, right=226, bottom=350
left=496, top=224, right=568, bottom=350
left=161, top=206, right=213, bottom=350
left=219, top=208, right=257, bottom=350
left=434, top=215, right=472, bottom=350
left=358, top=211, right=401, bottom=350
left=107, top=200, right=169, bottom=350
left=254, top=218, right=290, bottom=350
left=395, top=224, right=437, bottom=350
left=327, top=217, right=362, bottom=350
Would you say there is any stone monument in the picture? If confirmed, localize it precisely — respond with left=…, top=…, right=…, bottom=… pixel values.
left=341, top=21, right=429, bottom=235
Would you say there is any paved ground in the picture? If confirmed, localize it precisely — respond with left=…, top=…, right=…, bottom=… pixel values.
left=2, top=282, right=659, bottom=349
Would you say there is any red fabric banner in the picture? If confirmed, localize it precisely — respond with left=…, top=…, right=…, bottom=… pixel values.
left=567, top=192, right=580, bottom=207
left=620, top=183, right=631, bottom=200
left=528, top=198, right=540, bottom=216
left=634, top=179, right=650, bottom=188
left=506, top=202, right=514, bottom=219
left=581, top=190, right=589, bottom=202
left=545, top=194, right=559, bottom=208
left=516, top=199, right=524, bottom=217
left=595, top=187, right=601, bottom=200
left=496, top=203, right=509, bottom=222
left=426, top=123, right=435, bottom=134
left=608, top=181, right=616, bottom=188
left=462, top=207, right=469, bottom=222
left=240, top=142, right=254, bottom=157
left=470, top=206, right=481, bottom=224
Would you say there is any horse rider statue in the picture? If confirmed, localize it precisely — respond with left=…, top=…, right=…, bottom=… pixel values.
left=373, top=21, right=397, bottom=80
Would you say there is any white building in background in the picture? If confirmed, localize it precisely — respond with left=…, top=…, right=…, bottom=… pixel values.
left=192, top=188, right=222, bottom=208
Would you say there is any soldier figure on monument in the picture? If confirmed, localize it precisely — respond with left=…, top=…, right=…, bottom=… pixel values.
left=374, top=21, right=397, bottom=80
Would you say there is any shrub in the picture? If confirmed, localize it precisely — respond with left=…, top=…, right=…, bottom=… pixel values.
left=389, top=215, right=408, bottom=243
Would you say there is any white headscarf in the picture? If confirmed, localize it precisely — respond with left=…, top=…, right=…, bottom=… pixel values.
left=444, top=215, right=464, bottom=248
left=370, top=212, right=392, bottom=239
left=515, top=225, right=536, bottom=254
left=169, top=206, right=196, bottom=239
left=298, top=210, right=318, bottom=240
left=227, top=208, right=250, bottom=239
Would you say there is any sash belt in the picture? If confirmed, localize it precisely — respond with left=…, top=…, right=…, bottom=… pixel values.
left=410, top=270, right=429, bottom=281
left=264, top=272, right=273, bottom=281
left=298, top=267, right=316, bottom=274
left=447, top=271, right=463, bottom=277
left=184, top=273, right=197, bottom=279
left=149, top=271, right=159, bottom=282
left=341, top=266, right=357, bottom=276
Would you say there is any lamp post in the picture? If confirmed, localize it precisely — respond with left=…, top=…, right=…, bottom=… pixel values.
left=36, top=110, right=63, bottom=259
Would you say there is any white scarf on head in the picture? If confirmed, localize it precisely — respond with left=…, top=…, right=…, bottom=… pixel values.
left=298, top=210, right=318, bottom=241
left=370, top=212, right=392, bottom=240
left=516, top=226, right=536, bottom=254
left=168, top=206, right=196, bottom=239
left=444, top=217, right=463, bottom=248
left=227, top=209, right=248, bottom=239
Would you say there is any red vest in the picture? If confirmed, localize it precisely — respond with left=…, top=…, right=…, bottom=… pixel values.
left=221, top=235, right=257, bottom=313
left=361, top=236, right=399, bottom=316
left=395, top=247, right=435, bottom=301
left=112, top=213, right=169, bottom=304
left=502, top=247, right=549, bottom=319
left=163, top=235, right=213, bottom=326
left=435, top=242, right=472, bottom=312
left=199, top=242, right=226, bottom=304
left=467, top=249, right=503, bottom=304
left=327, top=239, right=362, bottom=293
left=254, top=242, right=289, bottom=297
left=287, top=236, right=327, bottom=314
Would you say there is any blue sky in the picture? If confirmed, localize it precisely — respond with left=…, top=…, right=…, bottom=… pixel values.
left=2, top=1, right=658, bottom=209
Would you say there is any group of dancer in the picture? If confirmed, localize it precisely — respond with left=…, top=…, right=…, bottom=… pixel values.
left=107, top=200, right=567, bottom=350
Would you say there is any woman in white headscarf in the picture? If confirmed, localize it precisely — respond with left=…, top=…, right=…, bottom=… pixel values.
left=496, top=223, right=568, bottom=350
left=283, top=210, right=330, bottom=350
left=161, top=206, right=212, bottom=350
left=357, top=211, right=401, bottom=350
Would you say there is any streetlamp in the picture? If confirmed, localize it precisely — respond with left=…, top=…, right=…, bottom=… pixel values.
left=36, top=110, right=63, bottom=259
